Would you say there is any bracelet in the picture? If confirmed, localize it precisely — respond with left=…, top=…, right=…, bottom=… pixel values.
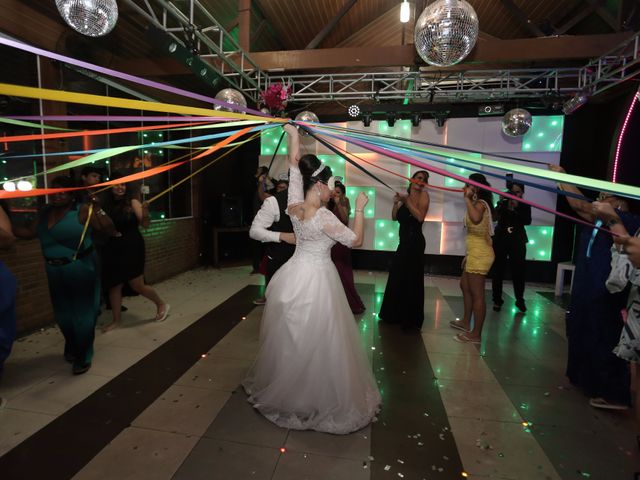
left=355, top=209, right=364, bottom=213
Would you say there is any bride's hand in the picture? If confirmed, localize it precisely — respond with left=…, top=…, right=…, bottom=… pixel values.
left=355, top=192, right=368, bottom=210
left=280, top=232, right=296, bottom=245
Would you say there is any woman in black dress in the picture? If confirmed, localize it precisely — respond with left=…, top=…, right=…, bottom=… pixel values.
left=379, top=171, right=430, bottom=331
left=101, top=174, right=169, bottom=331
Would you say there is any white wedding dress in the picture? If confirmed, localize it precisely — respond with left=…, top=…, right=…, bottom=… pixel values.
left=242, top=166, right=381, bottom=434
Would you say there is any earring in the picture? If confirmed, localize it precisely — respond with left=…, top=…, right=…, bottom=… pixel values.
left=472, top=193, right=478, bottom=202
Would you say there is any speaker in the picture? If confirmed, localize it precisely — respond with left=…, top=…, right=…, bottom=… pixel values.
left=220, top=196, right=243, bottom=227
left=478, top=104, right=505, bottom=116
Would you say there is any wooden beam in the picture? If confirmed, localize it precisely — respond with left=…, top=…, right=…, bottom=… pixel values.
left=0, top=0, right=65, bottom=51
left=239, top=0, right=251, bottom=51
left=305, top=0, right=358, bottom=49
left=225, top=16, right=239, bottom=34
left=500, top=0, right=546, bottom=37
left=556, top=0, right=605, bottom=35
left=110, top=32, right=634, bottom=75
left=251, top=19, right=268, bottom=49
left=248, top=32, right=634, bottom=70
left=584, top=0, right=620, bottom=30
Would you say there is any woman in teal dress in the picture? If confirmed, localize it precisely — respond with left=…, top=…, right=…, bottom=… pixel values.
left=16, top=176, right=115, bottom=374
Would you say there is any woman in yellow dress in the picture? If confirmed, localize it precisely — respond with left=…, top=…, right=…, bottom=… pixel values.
left=451, top=173, right=495, bottom=344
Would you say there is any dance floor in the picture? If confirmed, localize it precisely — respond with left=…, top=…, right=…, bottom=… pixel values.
left=0, top=268, right=638, bottom=479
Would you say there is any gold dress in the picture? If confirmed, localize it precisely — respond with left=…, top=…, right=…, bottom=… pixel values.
left=463, top=201, right=495, bottom=275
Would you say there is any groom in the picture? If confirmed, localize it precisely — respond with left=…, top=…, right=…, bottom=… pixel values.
left=249, top=175, right=296, bottom=305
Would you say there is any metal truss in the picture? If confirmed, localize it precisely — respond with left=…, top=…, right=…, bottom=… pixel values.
left=580, top=32, right=640, bottom=96
left=277, top=68, right=585, bottom=103
left=119, top=0, right=640, bottom=105
left=123, top=0, right=265, bottom=100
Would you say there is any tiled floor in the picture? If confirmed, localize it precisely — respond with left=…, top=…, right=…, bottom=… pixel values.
left=0, top=267, right=638, bottom=480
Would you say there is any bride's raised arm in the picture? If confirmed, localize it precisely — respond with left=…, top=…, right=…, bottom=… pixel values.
left=284, top=123, right=304, bottom=211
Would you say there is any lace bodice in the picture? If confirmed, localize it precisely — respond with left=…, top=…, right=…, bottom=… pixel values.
left=287, top=166, right=356, bottom=263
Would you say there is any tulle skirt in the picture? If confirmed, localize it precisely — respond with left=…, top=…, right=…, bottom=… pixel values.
left=243, top=256, right=381, bottom=434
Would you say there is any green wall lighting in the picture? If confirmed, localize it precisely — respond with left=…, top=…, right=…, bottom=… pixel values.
left=261, top=126, right=287, bottom=156
left=346, top=186, right=376, bottom=218
left=524, top=225, right=554, bottom=261
left=521, top=116, right=564, bottom=152
left=375, top=218, right=400, bottom=251
left=317, top=155, right=346, bottom=180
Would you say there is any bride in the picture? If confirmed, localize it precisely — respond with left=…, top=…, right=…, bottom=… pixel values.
left=242, top=123, right=381, bottom=434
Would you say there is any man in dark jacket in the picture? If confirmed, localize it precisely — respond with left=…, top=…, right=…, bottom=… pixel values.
left=492, top=181, right=532, bottom=313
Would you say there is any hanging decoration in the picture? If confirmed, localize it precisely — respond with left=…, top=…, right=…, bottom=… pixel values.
left=294, top=111, right=319, bottom=136
left=501, top=108, right=532, bottom=137
left=414, top=0, right=479, bottom=67
left=55, top=0, right=119, bottom=37
left=213, top=88, right=247, bottom=112
left=260, top=82, right=290, bottom=115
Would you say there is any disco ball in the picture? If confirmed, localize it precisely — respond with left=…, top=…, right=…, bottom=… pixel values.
left=213, top=88, right=247, bottom=112
left=294, top=111, right=319, bottom=136
left=55, top=0, right=119, bottom=37
left=414, top=0, right=479, bottom=67
left=501, top=108, right=532, bottom=137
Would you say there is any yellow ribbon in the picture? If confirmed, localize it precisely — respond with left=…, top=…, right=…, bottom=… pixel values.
left=73, top=203, right=93, bottom=261
left=0, top=83, right=284, bottom=124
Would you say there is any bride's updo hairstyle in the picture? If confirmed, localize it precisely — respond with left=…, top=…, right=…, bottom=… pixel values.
left=299, top=154, right=333, bottom=194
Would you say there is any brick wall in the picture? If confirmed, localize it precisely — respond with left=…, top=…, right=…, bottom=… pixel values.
left=1, top=217, right=200, bottom=335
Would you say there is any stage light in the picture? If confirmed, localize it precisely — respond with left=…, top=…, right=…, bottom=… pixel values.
left=562, top=91, right=588, bottom=115
left=387, top=113, right=396, bottom=127
left=362, top=113, right=372, bottom=127
left=348, top=105, right=360, bottom=117
left=411, top=113, right=421, bottom=127
left=433, top=112, right=448, bottom=128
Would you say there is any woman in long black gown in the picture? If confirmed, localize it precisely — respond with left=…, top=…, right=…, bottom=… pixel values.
left=101, top=174, right=169, bottom=331
left=379, top=171, right=430, bottom=331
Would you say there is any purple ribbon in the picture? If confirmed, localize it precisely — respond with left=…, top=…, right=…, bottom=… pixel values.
left=5, top=115, right=243, bottom=122
left=0, top=36, right=268, bottom=117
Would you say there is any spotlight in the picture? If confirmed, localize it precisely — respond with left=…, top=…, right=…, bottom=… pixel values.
left=562, top=91, right=588, bottom=115
left=348, top=105, right=360, bottom=117
left=387, top=113, right=396, bottom=127
left=411, top=113, right=421, bottom=127
left=168, top=42, right=178, bottom=53
left=433, top=111, right=448, bottom=128
left=362, top=113, right=372, bottom=127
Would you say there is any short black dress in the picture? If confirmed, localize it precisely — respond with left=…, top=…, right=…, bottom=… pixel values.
left=102, top=203, right=145, bottom=290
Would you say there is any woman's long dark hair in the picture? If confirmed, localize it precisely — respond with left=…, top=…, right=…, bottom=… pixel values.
left=102, top=171, right=137, bottom=217
left=468, top=173, right=494, bottom=213
left=299, top=154, right=332, bottom=194
left=408, top=170, right=429, bottom=193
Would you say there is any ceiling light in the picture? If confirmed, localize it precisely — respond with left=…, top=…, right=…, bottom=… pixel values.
left=400, top=0, right=411, bottom=23
left=348, top=105, right=360, bottom=117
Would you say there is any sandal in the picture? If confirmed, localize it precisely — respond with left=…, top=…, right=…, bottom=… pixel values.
left=453, top=332, right=481, bottom=344
left=449, top=320, right=469, bottom=332
left=155, top=304, right=171, bottom=322
left=589, top=397, right=629, bottom=411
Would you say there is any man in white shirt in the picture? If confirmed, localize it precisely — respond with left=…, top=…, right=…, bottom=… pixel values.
left=250, top=179, right=296, bottom=305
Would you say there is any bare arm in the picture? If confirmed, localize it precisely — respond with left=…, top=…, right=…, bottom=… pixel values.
left=404, top=190, right=430, bottom=222
left=548, top=164, right=593, bottom=221
left=131, top=199, right=152, bottom=228
left=80, top=203, right=117, bottom=235
left=284, top=123, right=300, bottom=167
left=465, top=197, right=486, bottom=224
left=0, top=205, right=15, bottom=249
